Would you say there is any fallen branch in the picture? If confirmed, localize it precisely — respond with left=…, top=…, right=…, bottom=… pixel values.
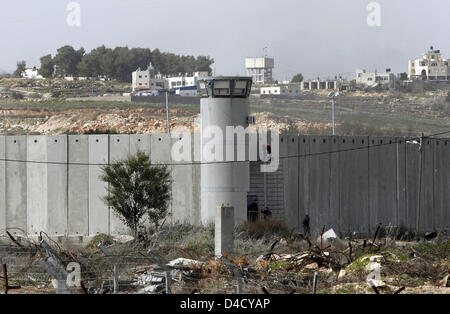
left=371, top=285, right=380, bottom=295
left=6, top=231, right=23, bottom=248
left=348, top=241, right=353, bottom=262
left=368, top=225, right=381, bottom=251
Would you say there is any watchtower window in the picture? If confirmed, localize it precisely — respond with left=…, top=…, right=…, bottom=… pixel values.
left=213, top=80, right=230, bottom=96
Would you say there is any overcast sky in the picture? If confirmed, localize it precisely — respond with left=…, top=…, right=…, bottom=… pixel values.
left=1, top=0, right=449, bottom=80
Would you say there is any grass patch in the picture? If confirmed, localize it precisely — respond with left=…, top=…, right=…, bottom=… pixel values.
left=345, top=254, right=374, bottom=273
left=236, top=219, right=291, bottom=241
left=269, top=260, right=292, bottom=271
left=414, top=236, right=450, bottom=260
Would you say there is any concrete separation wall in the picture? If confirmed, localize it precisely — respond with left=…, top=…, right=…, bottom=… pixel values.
left=0, top=134, right=448, bottom=239
left=249, top=135, right=450, bottom=237
left=0, top=134, right=201, bottom=240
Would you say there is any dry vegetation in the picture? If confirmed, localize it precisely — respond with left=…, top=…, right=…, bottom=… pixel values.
left=1, top=223, right=448, bottom=294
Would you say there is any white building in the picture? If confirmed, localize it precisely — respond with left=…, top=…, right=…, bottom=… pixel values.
left=301, top=79, right=341, bottom=91
left=409, top=47, right=449, bottom=81
left=132, top=66, right=209, bottom=93
left=245, top=57, right=274, bottom=84
left=131, top=64, right=167, bottom=92
left=166, top=71, right=209, bottom=89
left=260, top=84, right=301, bottom=95
left=22, top=67, right=43, bottom=80
left=260, top=79, right=343, bottom=96
left=355, top=69, right=394, bottom=87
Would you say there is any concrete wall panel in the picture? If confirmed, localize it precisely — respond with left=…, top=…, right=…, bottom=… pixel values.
left=130, top=134, right=151, bottom=156
left=369, top=137, right=398, bottom=234
left=329, top=137, right=341, bottom=235
left=68, top=135, right=89, bottom=236
left=27, top=136, right=47, bottom=236
left=396, top=140, right=408, bottom=229
left=151, top=133, right=171, bottom=163
left=433, top=139, right=450, bottom=232
left=308, top=136, right=332, bottom=233
left=5, top=136, right=27, bottom=235
left=46, top=136, right=68, bottom=236
left=191, top=132, right=201, bottom=226
left=405, top=141, right=420, bottom=230
left=109, top=135, right=131, bottom=234
left=267, top=136, right=285, bottom=220
left=338, top=136, right=369, bottom=236
left=298, top=136, right=310, bottom=234
left=171, top=134, right=193, bottom=224
left=88, top=135, right=109, bottom=235
left=151, top=134, right=173, bottom=223
left=420, top=139, right=435, bottom=232
left=279, top=135, right=289, bottom=224
left=285, top=135, right=299, bottom=230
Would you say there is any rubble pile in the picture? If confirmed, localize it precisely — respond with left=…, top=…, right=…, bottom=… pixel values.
left=124, top=228, right=448, bottom=294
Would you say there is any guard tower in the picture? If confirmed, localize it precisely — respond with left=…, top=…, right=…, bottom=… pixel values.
left=197, top=77, right=253, bottom=225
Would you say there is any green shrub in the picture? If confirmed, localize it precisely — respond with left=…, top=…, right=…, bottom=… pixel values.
left=101, top=151, right=172, bottom=236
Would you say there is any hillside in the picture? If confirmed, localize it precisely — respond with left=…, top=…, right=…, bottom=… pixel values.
left=1, top=78, right=450, bottom=137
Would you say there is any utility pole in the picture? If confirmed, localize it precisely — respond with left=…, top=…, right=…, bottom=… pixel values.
left=328, top=92, right=339, bottom=136
left=165, top=90, right=171, bottom=134
left=331, top=96, right=335, bottom=136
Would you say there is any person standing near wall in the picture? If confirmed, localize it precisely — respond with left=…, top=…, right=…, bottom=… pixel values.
left=303, top=214, right=311, bottom=236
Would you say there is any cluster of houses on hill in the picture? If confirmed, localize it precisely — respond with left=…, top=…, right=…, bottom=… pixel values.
left=256, top=47, right=449, bottom=96
left=21, top=46, right=450, bottom=97
left=131, top=64, right=209, bottom=96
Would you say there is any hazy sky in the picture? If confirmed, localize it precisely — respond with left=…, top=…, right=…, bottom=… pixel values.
left=1, top=0, right=449, bottom=80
